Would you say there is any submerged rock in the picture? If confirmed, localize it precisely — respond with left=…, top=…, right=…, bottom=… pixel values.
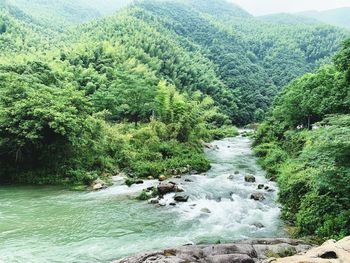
left=245, top=175, right=256, bottom=183
left=253, top=223, right=265, bottom=229
left=174, top=193, right=189, bottom=202
left=200, top=208, right=211, bottom=214
left=250, top=192, right=265, bottom=201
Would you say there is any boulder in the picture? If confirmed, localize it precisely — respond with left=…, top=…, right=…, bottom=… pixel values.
left=250, top=192, right=265, bottom=201
left=174, top=193, right=189, bottom=202
left=157, top=182, right=176, bottom=195
left=245, top=175, right=256, bottom=183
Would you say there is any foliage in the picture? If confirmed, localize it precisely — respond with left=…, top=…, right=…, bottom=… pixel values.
left=254, top=41, right=350, bottom=239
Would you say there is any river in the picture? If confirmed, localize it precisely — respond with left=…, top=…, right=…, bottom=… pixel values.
left=0, top=134, right=284, bottom=263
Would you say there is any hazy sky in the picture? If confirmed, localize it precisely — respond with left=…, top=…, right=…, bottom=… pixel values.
left=230, top=0, right=350, bottom=16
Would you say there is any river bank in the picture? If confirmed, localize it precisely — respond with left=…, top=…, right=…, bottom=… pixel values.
left=0, top=134, right=284, bottom=263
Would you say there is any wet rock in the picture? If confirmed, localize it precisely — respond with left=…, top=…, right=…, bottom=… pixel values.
left=264, top=186, right=269, bottom=190
left=253, top=223, right=265, bottom=229
left=234, top=171, right=240, bottom=175
left=174, top=193, right=189, bottom=202
left=147, top=176, right=154, bottom=180
left=91, top=179, right=107, bottom=191
left=159, top=175, right=167, bottom=181
left=184, top=178, right=193, bottom=182
left=267, top=188, right=275, bottom=192
left=92, top=183, right=104, bottom=191
left=169, top=202, right=176, bottom=206
left=228, top=174, right=235, bottom=180
left=174, top=175, right=182, bottom=179
left=175, top=186, right=185, bottom=193
left=157, top=182, right=176, bottom=195
left=135, top=180, right=144, bottom=184
left=250, top=192, right=265, bottom=201
left=245, top=175, right=256, bottom=183
left=258, top=184, right=265, bottom=190
left=148, top=198, right=159, bottom=204
left=200, top=208, right=211, bottom=213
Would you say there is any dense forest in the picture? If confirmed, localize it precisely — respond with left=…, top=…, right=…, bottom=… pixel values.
left=254, top=40, right=350, bottom=240
left=299, top=7, right=350, bottom=29
left=0, top=0, right=349, bottom=242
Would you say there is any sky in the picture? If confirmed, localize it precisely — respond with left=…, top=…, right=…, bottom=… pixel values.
left=230, top=0, right=350, bottom=16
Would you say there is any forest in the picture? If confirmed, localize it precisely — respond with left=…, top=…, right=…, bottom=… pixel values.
left=0, top=0, right=349, bottom=244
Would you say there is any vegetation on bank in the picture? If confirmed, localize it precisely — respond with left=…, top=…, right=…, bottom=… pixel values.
left=254, top=40, right=350, bottom=240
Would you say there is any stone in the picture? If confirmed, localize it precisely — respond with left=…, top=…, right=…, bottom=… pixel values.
left=200, top=208, right=211, bottom=213
left=174, top=175, right=182, bottom=179
left=245, top=175, right=256, bottom=183
left=135, top=180, right=144, bottom=184
left=184, top=178, right=193, bottom=182
left=174, top=193, right=189, bottom=202
left=253, top=223, right=265, bottom=229
left=92, top=183, right=104, bottom=190
left=148, top=198, right=159, bottom=204
left=228, top=174, right=235, bottom=180
left=175, top=186, right=185, bottom=193
left=157, top=182, right=176, bottom=195
left=250, top=192, right=265, bottom=201
left=273, top=236, right=350, bottom=263
left=258, top=184, right=264, bottom=189
left=147, top=176, right=154, bottom=180
left=159, top=175, right=167, bottom=181
left=234, top=171, right=240, bottom=174
left=169, top=202, right=176, bottom=206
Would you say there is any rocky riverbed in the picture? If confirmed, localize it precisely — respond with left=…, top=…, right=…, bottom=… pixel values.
left=114, top=236, right=350, bottom=263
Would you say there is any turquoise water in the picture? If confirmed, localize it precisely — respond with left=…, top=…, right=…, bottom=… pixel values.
left=0, top=135, right=284, bottom=263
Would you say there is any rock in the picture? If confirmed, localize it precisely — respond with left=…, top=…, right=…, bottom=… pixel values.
left=258, top=184, right=265, bottom=190
left=174, top=175, right=182, bottom=179
left=92, top=183, right=104, bottom=191
left=169, top=202, right=176, bottom=206
left=148, top=198, right=159, bottom=204
left=253, top=223, right=265, bottom=229
left=245, top=175, right=256, bottom=183
left=174, top=193, right=189, bottom=202
left=159, top=175, right=167, bottom=181
left=91, top=179, right=107, bottom=190
left=200, top=208, right=211, bottom=213
left=250, top=192, right=265, bottom=201
left=113, top=237, right=313, bottom=263
left=135, top=180, right=144, bottom=184
left=267, top=189, right=275, bottom=192
left=157, top=182, right=176, bottom=195
left=175, top=186, right=185, bottom=193
left=273, top=236, right=350, bottom=263
left=184, top=178, right=193, bottom=182
left=228, top=174, right=235, bottom=180
left=234, top=171, right=240, bottom=175
left=147, top=176, right=154, bottom=180
left=146, top=186, right=154, bottom=191
left=264, top=186, right=269, bottom=190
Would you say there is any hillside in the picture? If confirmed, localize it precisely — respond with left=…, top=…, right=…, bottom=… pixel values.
left=299, top=7, right=350, bottom=29
left=70, top=0, right=348, bottom=124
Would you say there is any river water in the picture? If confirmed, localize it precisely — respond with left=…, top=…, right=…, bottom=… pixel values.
left=0, top=135, right=284, bottom=263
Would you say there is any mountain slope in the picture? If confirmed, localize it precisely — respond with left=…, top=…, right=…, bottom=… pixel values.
left=299, top=7, right=350, bottom=29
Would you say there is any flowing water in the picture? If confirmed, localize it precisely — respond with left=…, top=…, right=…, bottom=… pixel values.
left=0, top=134, right=284, bottom=263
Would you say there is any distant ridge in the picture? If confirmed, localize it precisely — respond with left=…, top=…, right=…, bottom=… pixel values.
left=298, top=7, right=350, bottom=29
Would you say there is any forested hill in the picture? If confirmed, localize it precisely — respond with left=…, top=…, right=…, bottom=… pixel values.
left=67, top=0, right=348, bottom=124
